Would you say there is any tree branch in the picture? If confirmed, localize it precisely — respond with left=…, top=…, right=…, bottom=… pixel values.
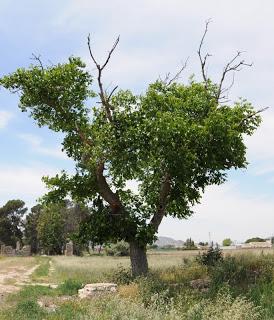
left=149, top=173, right=171, bottom=231
left=198, top=19, right=212, bottom=84
left=87, top=34, right=120, bottom=122
left=216, top=51, right=252, bottom=101
left=31, top=54, right=44, bottom=71
left=165, top=57, right=189, bottom=86
left=96, top=162, right=123, bottom=214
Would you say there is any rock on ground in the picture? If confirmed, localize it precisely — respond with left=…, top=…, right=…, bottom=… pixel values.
left=78, top=283, right=117, bottom=299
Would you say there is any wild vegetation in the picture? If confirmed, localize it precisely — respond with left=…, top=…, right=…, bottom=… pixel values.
left=0, top=249, right=273, bottom=319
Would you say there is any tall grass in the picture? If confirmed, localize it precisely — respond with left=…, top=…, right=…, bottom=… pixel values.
left=0, top=250, right=273, bottom=320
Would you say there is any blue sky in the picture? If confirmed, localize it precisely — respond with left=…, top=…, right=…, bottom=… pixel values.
left=0, top=0, right=273, bottom=243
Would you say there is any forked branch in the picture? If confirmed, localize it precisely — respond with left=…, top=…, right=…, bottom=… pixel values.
left=216, top=51, right=252, bottom=101
left=198, top=19, right=212, bottom=84
left=87, top=34, right=120, bottom=122
left=198, top=20, right=253, bottom=103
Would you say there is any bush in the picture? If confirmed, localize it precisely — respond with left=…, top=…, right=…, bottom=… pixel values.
left=57, top=279, right=83, bottom=295
left=196, top=246, right=223, bottom=267
left=105, top=241, right=130, bottom=256
left=111, top=265, right=133, bottom=284
left=209, top=254, right=274, bottom=293
left=14, top=301, right=45, bottom=320
left=186, top=289, right=261, bottom=320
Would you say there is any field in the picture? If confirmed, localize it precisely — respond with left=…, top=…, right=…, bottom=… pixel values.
left=0, top=248, right=273, bottom=319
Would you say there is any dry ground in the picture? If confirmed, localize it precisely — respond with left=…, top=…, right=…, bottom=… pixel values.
left=0, top=257, right=38, bottom=301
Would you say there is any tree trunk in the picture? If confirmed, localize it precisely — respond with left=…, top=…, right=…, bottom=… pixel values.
left=129, top=241, right=148, bottom=277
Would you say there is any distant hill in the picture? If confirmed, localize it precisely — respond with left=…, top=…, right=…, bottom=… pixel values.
left=154, top=236, right=184, bottom=248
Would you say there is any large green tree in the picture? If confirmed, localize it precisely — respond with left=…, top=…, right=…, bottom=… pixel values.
left=37, top=203, right=66, bottom=255
left=0, top=200, right=27, bottom=246
left=24, top=204, right=42, bottom=253
left=0, top=29, right=262, bottom=275
left=34, top=201, right=89, bottom=255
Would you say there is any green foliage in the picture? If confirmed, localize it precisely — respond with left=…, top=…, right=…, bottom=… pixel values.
left=37, top=203, right=66, bottom=255
left=222, top=238, right=232, bottom=246
left=14, top=301, right=45, bottom=320
left=0, top=199, right=27, bottom=246
left=196, top=246, right=223, bottom=266
left=209, top=254, right=274, bottom=293
left=185, top=238, right=198, bottom=250
left=186, top=289, right=261, bottom=320
left=245, top=237, right=265, bottom=243
left=105, top=240, right=130, bottom=256
left=248, top=280, right=274, bottom=319
left=0, top=53, right=261, bottom=251
left=57, top=279, right=83, bottom=295
left=24, top=204, right=42, bottom=253
left=35, top=201, right=89, bottom=255
left=111, top=265, right=133, bottom=285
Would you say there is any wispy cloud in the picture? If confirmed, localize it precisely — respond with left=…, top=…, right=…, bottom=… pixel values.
left=0, top=110, right=13, bottom=129
left=18, top=133, right=67, bottom=159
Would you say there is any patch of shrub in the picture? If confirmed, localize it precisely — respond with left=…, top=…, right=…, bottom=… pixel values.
left=248, top=280, right=274, bottom=319
left=196, top=246, right=223, bottom=267
left=186, top=289, right=261, bottom=320
left=158, top=263, right=207, bottom=285
left=14, top=300, right=45, bottom=320
left=111, top=265, right=133, bottom=284
left=57, top=279, right=83, bottom=295
left=209, top=254, right=274, bottom=294
left=105, top=241, right=130, bottom=256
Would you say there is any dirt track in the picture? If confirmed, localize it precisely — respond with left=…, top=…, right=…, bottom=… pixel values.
left=0, top=259, right=39, bottom=301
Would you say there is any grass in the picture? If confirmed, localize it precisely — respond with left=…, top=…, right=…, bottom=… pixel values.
left=31, top=256, right=51, bottom=282
left=0, top=249, right=273, bottom=320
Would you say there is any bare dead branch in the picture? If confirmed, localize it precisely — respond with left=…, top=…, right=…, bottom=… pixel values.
left=101, top=36, right=120, bottom=71
left=216, top=51, right=252, bottom=101
left=166, top=57, right=189, bottom=86
left=87, top=34, right=120, bottom=122
left=31, top=54, right=44, bottom=70
left=107, top=85, right=118, bottom=104
left=198, top=19, right=212, bottom=84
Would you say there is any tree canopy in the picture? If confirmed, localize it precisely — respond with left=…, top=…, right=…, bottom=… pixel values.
left=222, top=238, right=232, bottom=246
left=0, top=200, right=27, bottom=246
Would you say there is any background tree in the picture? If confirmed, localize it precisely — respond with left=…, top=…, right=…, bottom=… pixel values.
left=222, top=238, right=232, bottom=246
left=37, top=203, right=65, bottom=255
left=185, top=238, right=197, bottom=250
left=245, top=237, right=265, bottom=243
left=23, top=204, right=42, bottom=253
left=0, top=200, right=27, bottom=247
left=35, top=201, right=89, bottom=255
left=0, top=26, right=263, bottom=275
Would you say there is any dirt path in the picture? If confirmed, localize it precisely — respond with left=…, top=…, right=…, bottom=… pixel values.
left=0, top=261, right=39, bottom=301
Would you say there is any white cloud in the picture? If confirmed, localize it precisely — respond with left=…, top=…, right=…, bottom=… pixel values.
left=0, top=111, right=13, bottom=129
left=18, top=133, right=67, bottom=160
left=0, top=164, right=58, bottom=208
